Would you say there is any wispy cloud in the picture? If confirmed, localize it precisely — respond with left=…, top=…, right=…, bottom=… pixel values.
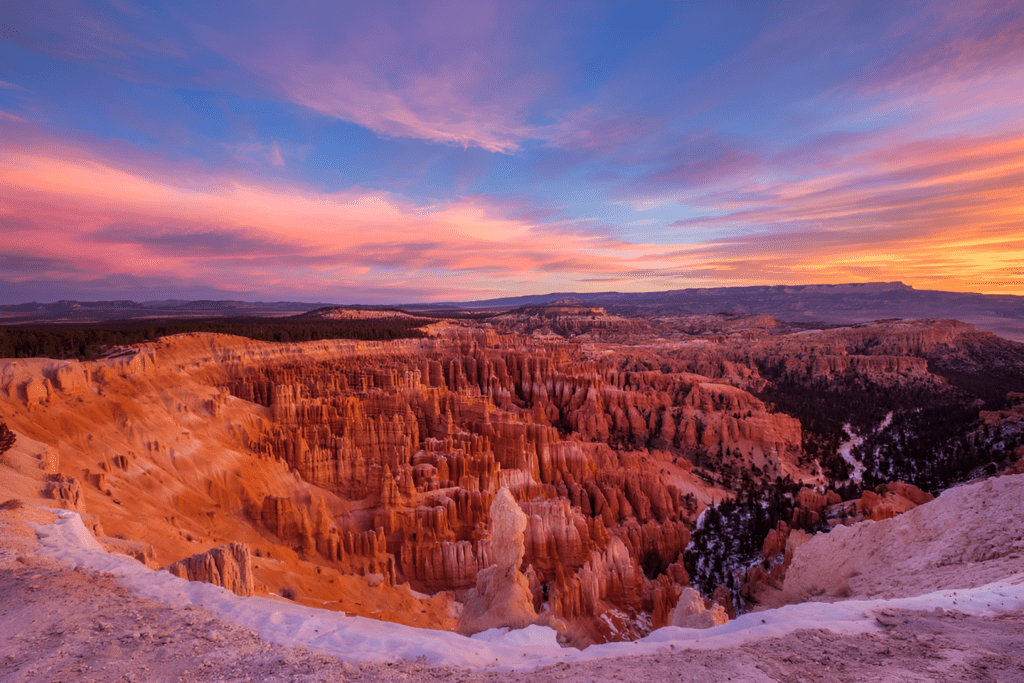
left=3, top=117, right=1021, bottom=300
left=189, top=2, right=558, bottom=153
left=0, top=132, right=683, bottom=301
left=86, top=223, right=305, bottom=257
left=853, top=0, right=1024, bottom=96
left=0, top=251, right=81, bottom=276
left=659, top=131, right=1024, bottom=292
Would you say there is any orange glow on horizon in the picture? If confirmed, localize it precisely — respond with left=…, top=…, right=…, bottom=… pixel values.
left=1, top=131, right=1022, bottom=299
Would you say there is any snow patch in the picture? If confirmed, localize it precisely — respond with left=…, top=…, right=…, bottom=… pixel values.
left=838, top=412, right=892, bottom=483
left=470, top=625, right=561, bottom=648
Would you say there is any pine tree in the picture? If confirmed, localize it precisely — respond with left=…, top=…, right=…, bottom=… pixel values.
left=0, top=422, right=15, bottom=456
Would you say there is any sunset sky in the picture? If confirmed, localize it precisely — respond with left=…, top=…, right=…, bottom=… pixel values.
left=1, top=0, right=1022, bottom=303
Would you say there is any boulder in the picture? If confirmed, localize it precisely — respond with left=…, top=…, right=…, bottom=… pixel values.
left=668, top=587, right=729, bottom=629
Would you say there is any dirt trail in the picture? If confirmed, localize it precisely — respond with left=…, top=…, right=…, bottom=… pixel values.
left=3, top=508, right=1024, bottom=682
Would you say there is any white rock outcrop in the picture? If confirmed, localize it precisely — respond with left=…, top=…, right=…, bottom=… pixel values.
left=457, top=487, right=537, bottom=634
left=668, top=587, right=729, bottom=629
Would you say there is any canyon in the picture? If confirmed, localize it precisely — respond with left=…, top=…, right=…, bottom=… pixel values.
left=1, top=305, right=1023, bottom=656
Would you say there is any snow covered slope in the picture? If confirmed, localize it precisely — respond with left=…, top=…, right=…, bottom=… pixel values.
left=779, top=473, right=1024, bottom=603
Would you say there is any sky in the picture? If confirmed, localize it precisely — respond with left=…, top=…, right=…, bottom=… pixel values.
left=1, top=0, right=1022, bottom=304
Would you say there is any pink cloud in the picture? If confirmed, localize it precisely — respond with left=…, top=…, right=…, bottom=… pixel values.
left=0, top=131, right=684, bottom=301
left=190, top=3, right=555, bottom=153
left=268, top=143, right=285, bottom=167
left=548, top=110, right=662, bottom=155
left=636, top=147, right=763, bottom=193
left=856, top=0, right=1024, bottom=96
left=3, top=0, right=189, bottom=81
left=3, top=121, right=1022, bottom=301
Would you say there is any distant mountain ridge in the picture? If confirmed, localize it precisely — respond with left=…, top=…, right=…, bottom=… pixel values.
left=410, top=281, right=1022, bottom=310
left=0, top=299, right=337, bottom=321
left=2, top=282, right=1022, bottom=340
left=406, top=282, right=1024, bottom=341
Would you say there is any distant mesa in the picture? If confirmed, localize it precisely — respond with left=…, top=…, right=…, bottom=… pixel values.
left=3, top=282, right=1023, bottom=343
left=296, top=306, right=423, bottom=321
left=498, top=300, right=609, bottom=318
left=0, top=299, right=337, bottom=322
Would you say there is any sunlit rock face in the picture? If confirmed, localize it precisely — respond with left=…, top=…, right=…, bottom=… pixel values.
left=219, top=317, right=828, bottom=642
left=165, top=543, right=256, bottom=597
left=2, top=311, right=1021, bottom=647
left=457, top=487, right=537, bottom=635
left=225, top=331, right=725, bottom=642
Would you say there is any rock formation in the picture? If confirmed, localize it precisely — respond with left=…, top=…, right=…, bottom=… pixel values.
left=824, top=482, right=934, bottom=524
left=42, top=474, right=86, bottom=514
left=668, top=587, right=729, bottom=629
left=165, top=543, right=257, bottom=597
left=776, top=473, right=1024, bottom=603
left=457, top=488, right=537, bottom=634
left=101, top=537, right=158, bottom=568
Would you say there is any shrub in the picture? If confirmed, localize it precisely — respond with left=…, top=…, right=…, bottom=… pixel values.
left=0, top=422, right=15, bottom=456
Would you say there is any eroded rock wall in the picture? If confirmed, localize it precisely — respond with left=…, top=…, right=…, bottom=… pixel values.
left=226, top=330, right=796, bottom=639
left=165, top=543, right=256, bottom=597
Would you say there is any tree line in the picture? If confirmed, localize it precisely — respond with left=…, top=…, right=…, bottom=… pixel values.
left=0, top=317, right=434, bottom=360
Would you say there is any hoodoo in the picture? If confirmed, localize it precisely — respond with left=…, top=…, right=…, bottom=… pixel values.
left=457, top=487, right=537, bottom=634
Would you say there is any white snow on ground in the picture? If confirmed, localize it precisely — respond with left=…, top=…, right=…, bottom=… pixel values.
left=838, top=412, right=892, bottom=483
left=471, top=625, right=562, bottom=648
left=33, top=506, right=1024, bottom=673
left=837, top=424, right=865, bottom=482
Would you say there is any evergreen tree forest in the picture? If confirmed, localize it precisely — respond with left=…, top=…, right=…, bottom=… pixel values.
left=855, top=410, right=1023, bottom=494
left=0, top=316, right=434, bottom=360
left=688, top=347, right=1024, bottom=614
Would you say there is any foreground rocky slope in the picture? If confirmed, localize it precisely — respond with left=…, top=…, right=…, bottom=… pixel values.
left=1, top=310, right=1022, bottom=647
left=774, top=474, right=1024, bottom=605
left=2, top=473, right=1023, bottom=681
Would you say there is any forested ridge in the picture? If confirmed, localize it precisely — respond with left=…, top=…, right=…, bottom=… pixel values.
left=0, top=316, right=434, bottom=360
left=688, top=343, right=1024, bottom=613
